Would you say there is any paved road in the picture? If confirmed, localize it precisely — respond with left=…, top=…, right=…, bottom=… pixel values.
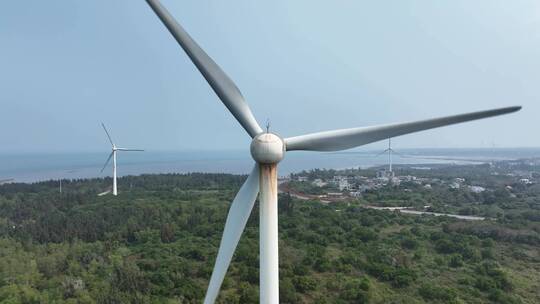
left=364, top=206, right=486, bottom=221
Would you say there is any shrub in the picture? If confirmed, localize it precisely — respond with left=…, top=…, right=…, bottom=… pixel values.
left=340, top=277, right=370, bottom=303
left=280, top=278, right=298, bottom=303
left=293, top=276, right=317, bottom=293
left=400, top=237, right=419, bottom=250
left=418, top=283, right=457, bottom=302
left=238, top=282, right=258, bottom=303
left=449, top=254, right=463, bottom=268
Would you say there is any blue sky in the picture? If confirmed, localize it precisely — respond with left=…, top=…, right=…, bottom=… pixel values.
left=1, top=0, right=538, bottom=153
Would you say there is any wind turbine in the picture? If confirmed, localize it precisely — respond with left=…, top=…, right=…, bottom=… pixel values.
left=144, top=1, right=521, bottom=302
left=376, top=138, right=398, bottom=174
left=100, top=123, right=144, bottom=196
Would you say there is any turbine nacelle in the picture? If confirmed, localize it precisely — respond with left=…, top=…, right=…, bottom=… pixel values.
left=250, top=133, right=285, bottom=164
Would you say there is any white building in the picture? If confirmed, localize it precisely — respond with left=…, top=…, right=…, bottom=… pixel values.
left=332, top=175, right=352, bottom=191
left=377, top=170, right=394, bottom=179
left=469, top=186, right=486, bottom=193
left=312, top=179, right=327, bottom=187
left=350, top=191, right=363, bottom=198
left=520, top=178, right=532, bottom=184
left=338, top=179, right=351, bottom=191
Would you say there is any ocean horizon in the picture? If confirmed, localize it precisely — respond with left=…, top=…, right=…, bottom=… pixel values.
left=1, top=147, right=539, bottom=183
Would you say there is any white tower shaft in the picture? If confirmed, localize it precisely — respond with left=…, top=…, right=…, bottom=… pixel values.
left=388, top=138, right=393, bottom=172
left=259, top=164, right=279, bottom=304
left=112, top=150, right=118, bottom=196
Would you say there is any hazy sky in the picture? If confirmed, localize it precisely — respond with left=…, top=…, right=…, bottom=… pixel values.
left=1, top=0, right=539, bottom=153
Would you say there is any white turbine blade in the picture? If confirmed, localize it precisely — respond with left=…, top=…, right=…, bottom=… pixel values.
left=101, top=123, right=114, bottom=146
left=145, top=0, right=263, bottom=138
left=116, top=148, right=144, bottom=152
left=285, top=106, right=521, bottom=152
left=204, top=164, right=260, bottom=304
left=100, top=152, right=114, bottom=173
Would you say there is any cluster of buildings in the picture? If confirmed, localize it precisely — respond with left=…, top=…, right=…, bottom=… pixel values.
left=448, top=177, right=486, bottom=193
left=290, top=169, right=424, bottom=198
left=289, top=169, right=493, bottom=199
left=284, top=158, right=540, bottom=200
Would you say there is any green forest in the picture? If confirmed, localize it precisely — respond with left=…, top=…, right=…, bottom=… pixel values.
left=0, top=163, right=539, bottom=303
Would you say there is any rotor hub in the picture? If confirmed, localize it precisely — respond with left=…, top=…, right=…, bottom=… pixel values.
left=250, top=133, right=285, bottom=164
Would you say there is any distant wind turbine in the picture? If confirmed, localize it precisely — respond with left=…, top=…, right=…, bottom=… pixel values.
left=376, top=138, right=399, bottom=173
left=144, top=1, right=521, bottom=302
left=58, top=169, right=77, bottom=193
left=100, top=123, right=143, bottom=196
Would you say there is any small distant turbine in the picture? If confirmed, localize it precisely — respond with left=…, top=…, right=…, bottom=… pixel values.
left=144, top=1, right=522, bottom=302
left=58, top=169, right=75, bottom=193
left=100, top=123, right=143, bottom=196
left=376, top=138, right=398, bottom=173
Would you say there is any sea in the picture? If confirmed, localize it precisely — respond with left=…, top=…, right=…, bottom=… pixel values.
left=1, top=148, right=539, bottom=183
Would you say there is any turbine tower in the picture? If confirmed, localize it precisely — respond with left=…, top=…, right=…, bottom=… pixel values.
left=100, top=123, right=143, bottom=196
left=144, top=1, right=521, bottom=302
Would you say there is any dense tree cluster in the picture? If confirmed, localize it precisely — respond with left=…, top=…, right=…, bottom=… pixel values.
left=0, top=168, right=538, bottom=303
